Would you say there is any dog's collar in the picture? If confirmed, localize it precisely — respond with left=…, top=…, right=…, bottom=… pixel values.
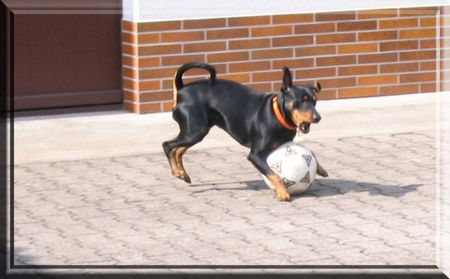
left=271, top=96, right=297, bottom=130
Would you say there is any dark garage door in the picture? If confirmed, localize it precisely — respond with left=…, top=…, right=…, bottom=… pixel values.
left=8, top=0, right=122, bottom=112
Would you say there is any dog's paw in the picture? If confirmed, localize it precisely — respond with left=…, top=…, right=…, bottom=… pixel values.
left=276, top=190, right=291, bottom=202
left=317, top=166, right=328, bottom=177
left=318, top=169, right=328, bottom=177
left=183, top=175, right=192, bottom=184
left=173, top=171, right=192, bottom=184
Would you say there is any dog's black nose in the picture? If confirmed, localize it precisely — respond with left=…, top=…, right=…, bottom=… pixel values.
left=314, top=112, right=321, bottom=123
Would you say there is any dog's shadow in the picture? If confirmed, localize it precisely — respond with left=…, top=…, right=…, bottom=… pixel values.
left=191, top=178, right=422, bottom=199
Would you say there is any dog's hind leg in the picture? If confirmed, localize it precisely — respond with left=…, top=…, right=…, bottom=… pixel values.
left=166, top=146, right=191, bottom=183
left=162, top=105, right=211, bottom=183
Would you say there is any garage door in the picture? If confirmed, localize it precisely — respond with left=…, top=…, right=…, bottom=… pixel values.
left=7, top=0, right=122, bottom=112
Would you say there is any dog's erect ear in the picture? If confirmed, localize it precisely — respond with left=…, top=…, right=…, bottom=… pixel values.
left=313, top=82, right=322, bottom=93
left=281, top=67, right=293, bottom=93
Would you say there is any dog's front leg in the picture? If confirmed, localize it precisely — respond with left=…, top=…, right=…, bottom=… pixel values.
left=247, top=151, right=291, bottom=201
left=266, top=173, right=291, bottom=201
left=311, top=152, right=328, bottom=177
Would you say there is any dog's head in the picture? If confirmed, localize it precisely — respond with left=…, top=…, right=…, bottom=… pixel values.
left=280, top=67, right=321, bottom=134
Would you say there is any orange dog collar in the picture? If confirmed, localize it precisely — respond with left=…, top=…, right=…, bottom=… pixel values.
left=271, top=96, right=296, bottom=130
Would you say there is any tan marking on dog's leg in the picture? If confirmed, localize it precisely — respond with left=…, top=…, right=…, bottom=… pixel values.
left=168, top=148, right=179, bottom=174
left=174, top=146, right=191, bottom=183
left=312, top=152, right=328, bottom=177
left=267, top=173, right=291, bottom=201
left=169, top=147, right=191, bottom=183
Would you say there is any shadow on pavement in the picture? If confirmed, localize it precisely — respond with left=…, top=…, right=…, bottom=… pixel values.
left=191, top=178, right=421, bottom=199
left=308, top=178, right=422, bottom=198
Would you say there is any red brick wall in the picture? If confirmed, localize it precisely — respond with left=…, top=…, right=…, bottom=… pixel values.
left=122, top=7, right=443, bottom=114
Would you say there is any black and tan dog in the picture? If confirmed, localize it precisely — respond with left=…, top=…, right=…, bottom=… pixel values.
left=163, top=62, right=327, bottom=201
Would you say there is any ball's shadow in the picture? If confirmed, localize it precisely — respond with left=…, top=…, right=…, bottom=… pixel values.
left=247, top=178, right=422, bottom=199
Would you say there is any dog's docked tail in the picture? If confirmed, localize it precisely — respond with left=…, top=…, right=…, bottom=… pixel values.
left=173, top=62, right=216, bottom=91
left=172, top=62, right=216, bottom=108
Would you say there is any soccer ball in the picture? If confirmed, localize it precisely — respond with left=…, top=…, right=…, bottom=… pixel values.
left=262, top=142, right=317, bottom=195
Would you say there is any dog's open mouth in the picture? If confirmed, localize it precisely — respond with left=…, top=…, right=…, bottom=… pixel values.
left=299, top=122, right=311, bottom=134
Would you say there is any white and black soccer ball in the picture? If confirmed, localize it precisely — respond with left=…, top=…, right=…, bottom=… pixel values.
left=263, top=142, right=317, bottom=195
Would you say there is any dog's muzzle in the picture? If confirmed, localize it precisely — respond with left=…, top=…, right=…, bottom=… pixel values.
left=299, top=111, right=320, bottom=134
left=313, top=111, right=321, bottom=123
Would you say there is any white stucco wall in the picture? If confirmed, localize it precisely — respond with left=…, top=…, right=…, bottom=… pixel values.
left=123, top=0, right=449, bottom=22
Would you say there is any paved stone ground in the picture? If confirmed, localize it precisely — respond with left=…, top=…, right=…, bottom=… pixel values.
left=12, top=129, right=436, bottom=266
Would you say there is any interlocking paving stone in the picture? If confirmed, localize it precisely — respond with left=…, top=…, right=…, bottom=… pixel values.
left=12, top=131, right=436, bottom=266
